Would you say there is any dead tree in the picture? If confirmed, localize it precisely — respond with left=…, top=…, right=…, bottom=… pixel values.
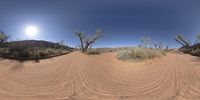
left=75, top=29, right=103, bottom=52
left=75, top=30, right=85, bottom=51
left=175, top=35, right=190, bottom=49
left=153, top=43, right=158, bottom=49
left=140, top=37, right=151, bottom=48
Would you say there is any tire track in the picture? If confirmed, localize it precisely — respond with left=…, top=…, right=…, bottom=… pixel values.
left=0, top=51, right=200, bottom=100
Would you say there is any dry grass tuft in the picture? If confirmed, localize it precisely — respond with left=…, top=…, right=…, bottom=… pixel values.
left=117, top=47, right=166, bottom=61
left=85, top=49, right=101, bottom=55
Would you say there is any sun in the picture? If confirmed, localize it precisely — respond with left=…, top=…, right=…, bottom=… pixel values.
left=25, top=26, right=38, bottom=36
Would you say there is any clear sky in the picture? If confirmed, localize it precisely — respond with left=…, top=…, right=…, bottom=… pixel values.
left=0, top=0, right=200, bottom=48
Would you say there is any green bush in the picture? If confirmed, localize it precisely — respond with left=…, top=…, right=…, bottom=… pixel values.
left=117, top=47, right=166, bottom=61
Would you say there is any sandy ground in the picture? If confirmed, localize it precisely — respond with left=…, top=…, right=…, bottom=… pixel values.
left=0, top=51, right=200, bottom=100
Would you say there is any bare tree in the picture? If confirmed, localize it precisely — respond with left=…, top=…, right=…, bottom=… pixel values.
left=153, top=43, right=157, bottom=48
left=165, top=45, right=169, bottom=51
left=140, top=37, right=151, bottom=48
left=75, top=29, right=103, bottom=52
left=0, top=30, right=9, bottom=44
left=158, top=42, right=164, bottom=49
left=175, top=35, right=190, bottom=48
left=75, top=30, right=85, bottom=51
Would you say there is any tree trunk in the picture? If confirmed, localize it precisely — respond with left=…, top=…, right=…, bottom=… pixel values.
left=175, top=39, right=187, bottom=48
left=179, top=38, right=190, bottom=48
left=79, top=37, right=85, bottom=52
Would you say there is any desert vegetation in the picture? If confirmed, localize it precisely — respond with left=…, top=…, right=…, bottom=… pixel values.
left=117, top=37, right=168, bottom=61
left=117, top=47, right=166, bottom=61
left=84, top=49, right=101, bottom=55
left=0, top=30, right=73, bottom=61
left=175, top=34, right=200, bottom=56
left=0, top=27, right=200, bottom=100
left=0, top=40, right=73, bottom=61
left=140, top=36, right=152, bottom=48
left=75, top=29, right=103, bottom=52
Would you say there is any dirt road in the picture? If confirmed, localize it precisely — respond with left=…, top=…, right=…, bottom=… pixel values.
left=0, top=51, right=200, bottom=100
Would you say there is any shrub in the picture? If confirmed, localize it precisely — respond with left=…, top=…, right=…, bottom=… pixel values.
left=38, top=51, right=48, bottom=57
left=46, top=48, right=55, bottom=55
left=55, top=49, right=63, bottom=54
left=32, top=51, right=40, bottom=59
left=117, top=50, right=132, bottom=60
left=117, top=47, right=166, bottom=61
left=85, top=49, right=101, bottom=55
left=8, top=42, right=32, bottom=59
left=0, top=48, right=9, bottom=56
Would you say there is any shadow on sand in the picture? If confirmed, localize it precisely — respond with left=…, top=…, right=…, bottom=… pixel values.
left=10, top=60, right=24, bottom=71
left=10, top=58, right=40, bottom=71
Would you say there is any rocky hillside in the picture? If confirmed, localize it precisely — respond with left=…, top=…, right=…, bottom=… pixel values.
left=0, top=40, right=73, bottom=49
left=0, top=40, right=74, bottom=60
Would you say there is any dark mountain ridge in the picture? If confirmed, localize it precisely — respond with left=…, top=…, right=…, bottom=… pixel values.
left=0, top=40, right=73, bottom=49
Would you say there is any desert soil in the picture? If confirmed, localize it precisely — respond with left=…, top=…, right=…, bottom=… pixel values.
left=0, top=51, right=200, bottom=100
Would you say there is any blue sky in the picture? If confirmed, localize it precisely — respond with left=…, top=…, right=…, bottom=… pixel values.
left=0, top=0, right=200, bottom=48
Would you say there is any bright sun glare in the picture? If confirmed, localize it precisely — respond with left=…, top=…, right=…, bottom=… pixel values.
left=25, top=26, right=38, bottom=37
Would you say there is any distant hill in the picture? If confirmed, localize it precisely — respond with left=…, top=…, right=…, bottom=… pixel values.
left=0, top=40, right=74, bottom=60
left=0, top=40, right=73, bottom=50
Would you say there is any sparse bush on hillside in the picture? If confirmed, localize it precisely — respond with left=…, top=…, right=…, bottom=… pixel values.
left=46, top=48, right=55, bottom=55
left=0, top=48, right=9, bottom=56
left=0, top=40, right=71, bottom=60
left=117, top=47, right=166, bottom=61
left=9, top=42, right=32, bottom=59
left=38, top=51, right=48, bottom=57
